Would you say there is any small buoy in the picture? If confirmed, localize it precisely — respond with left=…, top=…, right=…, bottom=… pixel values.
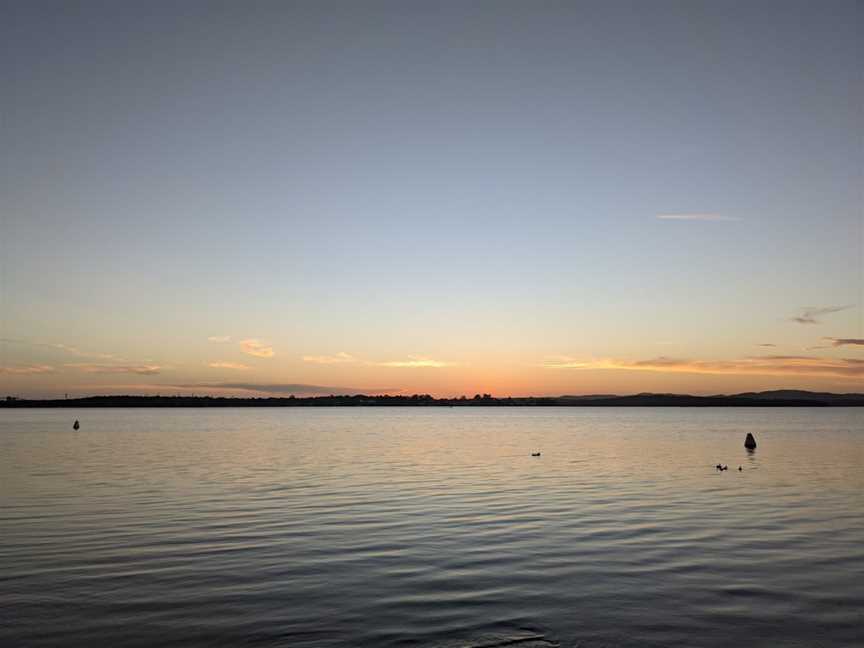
left=531, top=452, right=541, bottom=457
left=738, top=466, right=743, bottom=471
left=73, top=420, right=80, bottom=430
left=744, top=433, right=757, bottom=449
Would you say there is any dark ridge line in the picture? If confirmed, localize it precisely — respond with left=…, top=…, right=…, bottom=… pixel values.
left=2, top=391, right=864, bottom=408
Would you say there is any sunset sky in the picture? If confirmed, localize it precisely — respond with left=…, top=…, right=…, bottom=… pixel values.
left=1, top=1, right=862, bottom=398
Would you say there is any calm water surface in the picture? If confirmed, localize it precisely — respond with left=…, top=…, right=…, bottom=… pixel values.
left=1, top=407, right=862, bottom=647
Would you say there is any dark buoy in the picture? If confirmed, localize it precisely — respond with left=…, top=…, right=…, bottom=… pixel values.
left=738, top=466, right=743, bottom=471
left=531, top=452, right=541, bottom=457
left=73, top=420, right=80, bottom=430
left=744, top=433, right=757, bottom=449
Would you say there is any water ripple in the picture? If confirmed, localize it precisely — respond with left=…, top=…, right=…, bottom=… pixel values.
left=2, top=407, right=863, bottom=647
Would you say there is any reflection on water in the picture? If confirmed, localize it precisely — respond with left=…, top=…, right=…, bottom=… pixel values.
left=1, top=407, right=862, bottom=647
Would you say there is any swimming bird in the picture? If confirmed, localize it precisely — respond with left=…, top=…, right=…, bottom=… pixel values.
left=73, top=420, right=80, bottom=430
left=531, top=452, right=541, bottom=457
left=738, top=466, right=743, bottom=471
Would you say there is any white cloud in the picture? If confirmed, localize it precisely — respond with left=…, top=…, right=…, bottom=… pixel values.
left=208, top=335, right=232, bottom=343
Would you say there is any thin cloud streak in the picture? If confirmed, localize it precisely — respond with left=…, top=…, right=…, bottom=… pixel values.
left=543, top=355, right=863, bottom=378
left=656, top=213, right=740, bottom=222
left=790, top=305, right=851, bottom=325
left=0, top=364, right=56, bottom=375
left=49, top=343, right=118, bottom=360
left=374, top=356, right=458, bottom=368
left=207, top=362, right=250, bottom=370
left=825, top=337, right=864, bottom=347
left=66, top=363, right=162, bottom=375
left=303, top=352, right=356, bottom=364
left=240, top=339, right=275, bottom=358
left=171, top=382, right=395, bottom=395
left=1, top=338, right=119, bottom=360
left=208, top=336, right=232, bottom=343
left=302, top=352, right=455, bottom=368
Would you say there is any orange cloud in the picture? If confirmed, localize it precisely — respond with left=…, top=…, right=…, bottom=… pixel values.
left=240, top=339, right=274, bottom=358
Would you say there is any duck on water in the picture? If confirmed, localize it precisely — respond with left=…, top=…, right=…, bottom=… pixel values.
left=73, top=420, right=80, bottom=430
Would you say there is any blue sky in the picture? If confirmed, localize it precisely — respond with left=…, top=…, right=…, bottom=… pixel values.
left=1, top=1, right=861, bottom=397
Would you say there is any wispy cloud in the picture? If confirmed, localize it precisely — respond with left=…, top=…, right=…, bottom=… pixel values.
left=170, top=382, right=394, bottom=396
left=656, top=213, right=740, bottom=222
left=1, top=338, right=119, bottom=360
left=300, top=352, right=457, bottom=368
left=207, top=362, right=250, bottom=370
left=541, top=355, right=596, bottom=369
left=542, top=355, right=863, bottom=378
left=757, top=343, right=777, bottom=347
left=303, top=352, right=357, bottom=364
left=825, top=337, right=864, bottom=347
left=0, top=364, right=56, bottom=375
left=208, top=335, right=231, bottom=343
left=790, top=305, right=851, bottom=325
left=49, top=343, right=118, bottom=360
left=240, top=339, right=274, bottom=358
left=375, top=356, right=457, bottom=368
left=66, top=363, right=162, bottom=375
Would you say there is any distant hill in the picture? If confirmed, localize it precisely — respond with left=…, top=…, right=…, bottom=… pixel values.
left=558, top=394, right=619, bottom=401
left=2, top=390, right=863, bottom=407
left=729, top=390, right=864, bottom=403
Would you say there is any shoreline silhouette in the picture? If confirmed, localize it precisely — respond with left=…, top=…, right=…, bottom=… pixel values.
left=2, top=390, right=863, bottom=408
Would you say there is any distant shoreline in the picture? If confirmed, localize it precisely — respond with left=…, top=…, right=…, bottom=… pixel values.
left=3, top=391, right=863, bottom=408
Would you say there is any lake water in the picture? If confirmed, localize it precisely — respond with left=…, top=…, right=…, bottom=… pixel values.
left=1, top=407, right=862, bottom=647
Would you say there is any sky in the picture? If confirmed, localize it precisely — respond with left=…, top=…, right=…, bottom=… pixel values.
left=1, top=0, right=862, bottom=398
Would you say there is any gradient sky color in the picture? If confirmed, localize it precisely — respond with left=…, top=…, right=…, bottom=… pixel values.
left=2, top=1, right=862, bottom=398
